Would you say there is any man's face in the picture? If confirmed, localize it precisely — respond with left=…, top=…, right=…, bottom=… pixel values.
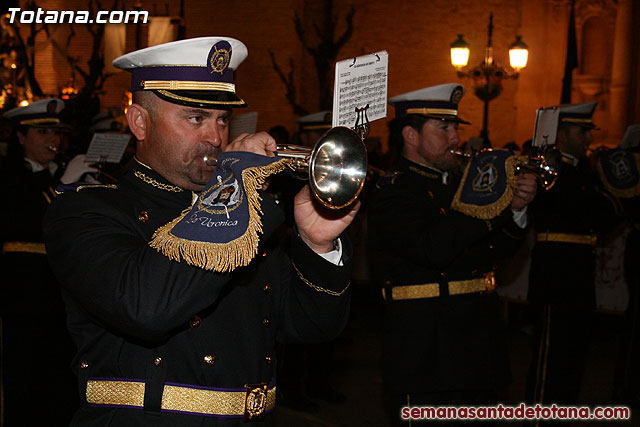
left=560, top=125, right=592, bottom=158
left=19, top=127, right=62, bottom=167
left=138, top=99, right=231, bottom=191
left=415, top=119, right=460, bottom=171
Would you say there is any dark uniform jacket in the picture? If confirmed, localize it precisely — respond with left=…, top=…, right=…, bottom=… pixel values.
left=43, top=159, right=352, bottom=426
left=368, top=156, right=527, bottom=394
left=0, top=158, right=78, bottom=425
left=528, top=155, right=618, bottom=308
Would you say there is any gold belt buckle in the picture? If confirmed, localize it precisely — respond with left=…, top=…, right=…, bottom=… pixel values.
left=244, top=382, right=268, bottom=421
left=483, top=272, right=496, bottom=292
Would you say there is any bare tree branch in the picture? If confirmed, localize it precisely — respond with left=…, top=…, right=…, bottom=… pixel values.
left=335, top=6, right=355, bottom=50
left=268, top=51, right=308, bottom=116
left=294, top=12, right=314, bottom=56
left=271, top=0, right=355, bottom=113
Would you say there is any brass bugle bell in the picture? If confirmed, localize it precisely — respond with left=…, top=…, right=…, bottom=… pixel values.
left=449, top=146, right=560, bottom=190
left=513, top=145, right=560, bottom=190
left=277, top=126, right=368, bottom=209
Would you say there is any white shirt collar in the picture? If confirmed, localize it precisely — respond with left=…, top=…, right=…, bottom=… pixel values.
left=24, top=157, right=58, bottom=175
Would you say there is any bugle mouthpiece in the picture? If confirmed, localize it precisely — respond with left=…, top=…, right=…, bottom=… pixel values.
left=449, top=148, right=473, bottom=158
left=203, top=155, right=217, bottom=167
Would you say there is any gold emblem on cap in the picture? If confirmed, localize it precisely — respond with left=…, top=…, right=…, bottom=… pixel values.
left=46, top=100, right=58, bottom=113
left=210, top=46, right=230, bottom=75
left=451, top=87, right=463, bottom=104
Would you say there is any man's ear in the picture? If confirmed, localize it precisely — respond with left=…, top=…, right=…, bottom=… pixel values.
left=126, top=104, right=149, bottom=142
left=402, top=125, right=418, bottom=147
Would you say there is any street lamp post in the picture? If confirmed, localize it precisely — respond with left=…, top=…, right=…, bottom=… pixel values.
left=450, top=13, right=529, bottom=146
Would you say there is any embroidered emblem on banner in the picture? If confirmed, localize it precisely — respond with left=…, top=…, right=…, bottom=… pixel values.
left=596, top=149, right=640, bottom=199
left=451, top=149, right=521, bottom=219
left=472, top=162, right=498, bottom=192
left=149, top=152, right=294, bottom=272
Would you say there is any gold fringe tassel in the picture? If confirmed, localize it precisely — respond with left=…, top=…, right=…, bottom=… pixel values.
left=450, top=155, right=521, bottom=220
left=149, top=158, right=295, bottom=272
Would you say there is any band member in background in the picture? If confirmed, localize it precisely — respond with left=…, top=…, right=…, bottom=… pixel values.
left=0, top=98, right=93, bottom=425
left=368, top=83, right=537, bottom=424
left=526, top=102, right=620, bottom=411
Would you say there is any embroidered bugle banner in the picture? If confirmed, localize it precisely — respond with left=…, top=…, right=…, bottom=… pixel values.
left=451, top=149, right=520, bottom=220
left=150, top=152, right=293, bottom=272
left=596, top=149, right=640, bottom=199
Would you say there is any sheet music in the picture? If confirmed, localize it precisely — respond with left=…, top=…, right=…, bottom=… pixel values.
left=85, top=133, right=131, bottom=163
left=332, top=51, right=388, bottom=128
left=230, top=112, right=258, bottom=141
left=620, top=124, right=640, bottom=149
left=532, top=108, right=559, bottom=147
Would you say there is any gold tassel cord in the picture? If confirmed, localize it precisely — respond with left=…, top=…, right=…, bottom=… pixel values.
left=149, top=158, right=295, bottom=272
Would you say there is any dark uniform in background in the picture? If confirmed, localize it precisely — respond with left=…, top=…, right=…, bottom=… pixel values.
left=598, top=127, right=640, bottom=408
left=0, top=99, right=80, bottom=425
left=368, top=84, right=535, bottom=423
left=526, top=102, right=619, bottom=410
left=43, top=37, right=353, bottom=426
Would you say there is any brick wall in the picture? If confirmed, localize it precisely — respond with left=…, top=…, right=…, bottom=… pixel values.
left=11, top=0, right=637, bottom=150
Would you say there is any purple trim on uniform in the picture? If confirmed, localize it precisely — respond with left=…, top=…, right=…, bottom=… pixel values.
left=88, top=377, right=275, bottom=389
left=162, top=407, right=274, bottom=418
left=88, top=403, right=273, bottom=418
left=392, top=100, right=458, bottom=117
left=162, top=408, right=240, bottom=418
left=131, top=66, right=233, bottom=91
left=88, top=377, right=145, bottom=383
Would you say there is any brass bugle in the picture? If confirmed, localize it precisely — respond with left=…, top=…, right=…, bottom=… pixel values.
left=449, top=147, right=474, bottom=158
left=277, top=126, right=368, bottom=209
left=449, top=146, right=559, bottom=190
left=514, top=146, right=560, bottom=190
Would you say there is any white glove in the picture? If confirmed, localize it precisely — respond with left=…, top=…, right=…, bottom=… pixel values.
left=60, top=154, right=99, bottom=184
